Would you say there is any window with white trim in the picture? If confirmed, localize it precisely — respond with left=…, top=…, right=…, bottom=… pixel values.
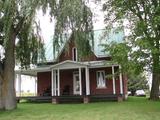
left=96, top=71, right=106, bottom=88
left=72, top=47, right=78, bottom=61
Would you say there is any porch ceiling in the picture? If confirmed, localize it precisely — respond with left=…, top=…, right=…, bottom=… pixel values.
left=15, top=66, right=51, bottom=76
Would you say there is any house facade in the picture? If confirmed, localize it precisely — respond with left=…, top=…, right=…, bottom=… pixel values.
left=16, top=30, right=127, bottom=103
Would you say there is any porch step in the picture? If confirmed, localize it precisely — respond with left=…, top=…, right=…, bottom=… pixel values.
left=55, top=96, right=84, bottom=103
left=89, top=94, right=122, bottom=102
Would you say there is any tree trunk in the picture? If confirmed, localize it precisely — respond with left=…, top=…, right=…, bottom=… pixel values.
left=1, top=32, right=17, bottom=110
left=0, top=59, right=4, bottom=110
left=150, top=51, right=160, bottom=100
left=150, top=73, right=160, bottom=100
left=0, top=75, right=4, bottom=110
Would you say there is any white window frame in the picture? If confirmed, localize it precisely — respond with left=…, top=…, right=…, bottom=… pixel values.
left=73, top=73, right=80, bottom=95
left=72, top=47, right=78, bottom=61
left=96, top=70, right=106, bottom=88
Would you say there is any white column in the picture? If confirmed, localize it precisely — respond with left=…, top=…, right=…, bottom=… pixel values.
left=35, top=77, right=37, bottom=96
left=14, top=74, right=17, bottom=93
left=79, top=68, right=82, bottom=95
left=51, top=69, right=54, bottom=96
left=18, top=73, right=22, bottom=97
left=85, top=67, right=90, bottom=95
left=57, top=69, right=60, bottom=96
left=112, top=66, right=116, bottom=94
left=54, top=70, right=57, bottom=96
left=14, top=74, right=17, bottom=96
left=119, top=65, right=123, bottom=94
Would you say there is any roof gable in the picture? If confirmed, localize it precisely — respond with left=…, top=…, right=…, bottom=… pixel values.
left=50, top=60, right=88, bottom=70
left=57, top=36, right=97, bottom=62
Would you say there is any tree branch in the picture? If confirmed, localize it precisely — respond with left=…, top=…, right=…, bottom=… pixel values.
left=14, top=17, right=25, bottom=35
left=0, top=37, right=3, bottom=45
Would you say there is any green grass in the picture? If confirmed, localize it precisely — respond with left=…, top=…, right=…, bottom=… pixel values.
left=0, top=97, right=160, bottom=120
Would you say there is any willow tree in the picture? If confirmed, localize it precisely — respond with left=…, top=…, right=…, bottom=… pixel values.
left=0, top=0, right=93, bottom=110
left=103, top=0, right=160, bottom=100
left=52, top=0, right=94, bottom=58
left=0, top=0, right=47, bottom=110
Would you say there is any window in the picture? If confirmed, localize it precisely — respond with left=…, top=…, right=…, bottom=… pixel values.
left=96, top=71, right=106, bottom=88
left=72, top=47, right=78, bottom=61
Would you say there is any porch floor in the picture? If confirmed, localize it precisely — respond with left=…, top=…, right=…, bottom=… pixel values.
left=16, top=94, right=123, bottom=103
left=16, top=96, right=52, bottom=103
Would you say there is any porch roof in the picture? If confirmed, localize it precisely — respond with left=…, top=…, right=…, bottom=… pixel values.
left=15, top=60, right=119, bottom=76
left=85, top=61, right=119, bottom=68
left=50, top=60, right=88, bottom=70
left=15, top=60, right=88, bottom=76
left=15, top=66, right=51, bottom=76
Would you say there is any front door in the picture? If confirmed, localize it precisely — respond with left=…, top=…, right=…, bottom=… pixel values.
left=73, top=73, right=80, bottom=95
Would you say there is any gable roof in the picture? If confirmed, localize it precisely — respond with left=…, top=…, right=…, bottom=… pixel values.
left=41, top=29, right=125, bottom=62
left=94, top=29, right=124, bottom=56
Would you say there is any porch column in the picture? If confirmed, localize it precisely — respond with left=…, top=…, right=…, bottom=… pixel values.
left=51, top=69, right=54, bottom=96
left=85, top=67, right=90, bottom=95
left=57, top=69, right=60, bottom=96
left=14, top=74, right=17, bottom=92
left=119, top=65, right=123, bottom=94
left=112, top=66, right=116, bottom=94
left=52, top=69, right=59, bottom=104
left=54, top=70, right=57, bottom=96
left=79, top=68, right=82, bottom=95
left=34, top=77, right=37, bottom=96
left=18, top=73, right=22, bottom=97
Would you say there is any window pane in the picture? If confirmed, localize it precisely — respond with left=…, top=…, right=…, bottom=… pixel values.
left=97, top=71, right=106, bottom=88
left=72, top=48, right=77, bottom=61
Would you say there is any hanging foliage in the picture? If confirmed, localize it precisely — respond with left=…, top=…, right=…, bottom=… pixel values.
left=52, top=0, right=94, bottom=58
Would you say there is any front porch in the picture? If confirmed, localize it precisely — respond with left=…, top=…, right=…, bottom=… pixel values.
left=16, top=60, right=125, bottom=103
left=50, top=60, right=90, bottom=97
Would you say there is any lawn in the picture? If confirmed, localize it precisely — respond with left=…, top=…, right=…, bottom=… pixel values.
left=0, top=97, right=160, bottom=120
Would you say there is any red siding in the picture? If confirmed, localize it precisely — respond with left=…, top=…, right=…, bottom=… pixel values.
left=37, top=69, right=86, bottom=96
left=60, top=69, right=86, bottom=95
left=90, top=67, right=114, bottom=95
left=58, top=39, right=97, bottom=62
left=96, top=57, right=111, bottom=61
left=60, top=69, right=74, bottom=95
left=37, top=67, right=125, bottom=96
left=114, top=67, right=120, bottom=94
left=58, top=41, right=74, bottom=62
left=37, top=72, right=51, bottom=96
left=115, top=79, right=120, bottom=94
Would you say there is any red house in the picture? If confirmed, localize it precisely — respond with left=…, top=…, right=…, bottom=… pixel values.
left=16, top=30, right=128, bottom=103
